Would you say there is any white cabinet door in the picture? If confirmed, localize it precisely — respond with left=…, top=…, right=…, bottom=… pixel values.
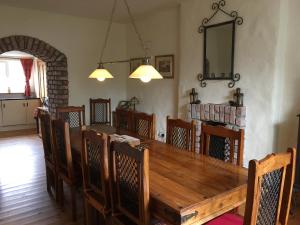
left=2, top=100, right=27, bottom=126
left=0, top=101, right=3, bottom=126
left=26, top=99, right=40, bottom=124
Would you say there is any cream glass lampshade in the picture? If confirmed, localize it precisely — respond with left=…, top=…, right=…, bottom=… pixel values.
left=89, top=64, right=114, bottom=82
left=129, top=59, right=163, bottom=83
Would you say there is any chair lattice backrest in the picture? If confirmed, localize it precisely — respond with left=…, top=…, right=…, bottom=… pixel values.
left=90, top=98, right=111, bottom=125
left=51, top=119, right=73, bottom=179
left=133, top=112, right=156, bottom=140
left=40, top=112, right=54, bottom=163
left=244, top=148, right=296, bottom=225
left=166, top=116, right=196, bottom=152
left=200, top=124, right=244, bottom=166
left=82, top=130, right=110, bottom=208
left=56, top=105, right=85, bottom=129
left=115, top=109, right=133, bottom=131
left=111, top=142, right=149, bottom=225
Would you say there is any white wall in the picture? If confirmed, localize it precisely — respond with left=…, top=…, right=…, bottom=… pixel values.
left=0, top=5, right=128, bottom=124
left=126, top=7, right=179, bottom=138
left=276, top=0, right=300, bottom=151
left=179, top=0, right=287, bottom=166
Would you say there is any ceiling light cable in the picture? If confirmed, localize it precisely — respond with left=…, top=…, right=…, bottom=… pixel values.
left=98, top=0, right=118, bottom=64
left=123, top=0, right=149, bottom=58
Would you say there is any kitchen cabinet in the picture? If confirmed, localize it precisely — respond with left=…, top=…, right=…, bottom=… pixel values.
left=0, top=99, right=40, bottom=127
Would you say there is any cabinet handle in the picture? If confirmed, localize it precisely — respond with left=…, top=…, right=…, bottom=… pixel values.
left=2, top=103, right=5, bottom=108
left=27, top=102, right=28, bottom=107
left=23, top=103, right=26, bottom=107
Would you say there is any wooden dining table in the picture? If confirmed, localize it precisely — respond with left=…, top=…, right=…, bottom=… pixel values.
left=70, top=124, right=248, bottom=225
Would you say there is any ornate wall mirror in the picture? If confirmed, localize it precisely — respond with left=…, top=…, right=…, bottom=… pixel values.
left=197, top=0, right=243, bottom=88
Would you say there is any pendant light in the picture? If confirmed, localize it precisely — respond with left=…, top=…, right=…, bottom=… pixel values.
left=88, top=0, right=163, bottom=83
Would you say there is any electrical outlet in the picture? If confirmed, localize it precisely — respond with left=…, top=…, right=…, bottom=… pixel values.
left=158, top=131, right=165, bottom=138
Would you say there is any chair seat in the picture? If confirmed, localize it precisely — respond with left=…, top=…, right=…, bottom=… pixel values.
left=206, top=213, right=243, bottom=225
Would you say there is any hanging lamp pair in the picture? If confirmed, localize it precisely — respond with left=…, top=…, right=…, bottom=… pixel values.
left=89, top=0, right=163, bottom=83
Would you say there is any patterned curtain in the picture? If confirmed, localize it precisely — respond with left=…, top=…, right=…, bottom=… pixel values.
left=20, top=58, right=34, bottom=97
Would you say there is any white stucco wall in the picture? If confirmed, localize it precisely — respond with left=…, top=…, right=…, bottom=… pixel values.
left=126, top=7, right=179, bottom=139
left=179, top=0, right=286, bottom=166
left=0, top=5, right=128, bottom=124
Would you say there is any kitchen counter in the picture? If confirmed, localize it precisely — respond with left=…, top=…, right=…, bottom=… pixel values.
left=0, top=96, right=40, bottom=100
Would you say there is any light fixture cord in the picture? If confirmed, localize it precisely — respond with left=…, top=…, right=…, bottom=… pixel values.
left=99, top=0, right=118, bottom=64
left=123, top=0, right=149, bottom=57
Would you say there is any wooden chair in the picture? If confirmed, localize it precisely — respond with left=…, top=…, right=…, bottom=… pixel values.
left=166, top=116, right=196, bottom=152
left=51, top=119, right=78, bottom=221
left=132, top=112, right=156, bottom=140
left=207, top=148, right=296, bottom=225
left=90, top=98, right=111, bottom=125
left=56, top=105, right=85, bottom=129
left=115, top=108, right=133, bottom=131
left=200, top=124, right=244, bottom=166
left=81, top=130, right=111, bottom=224
left=110, top=141, right=166, bottom=225
left=39, top=112, right=58, bottom=201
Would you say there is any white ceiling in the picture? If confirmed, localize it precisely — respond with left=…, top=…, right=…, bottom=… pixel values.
left=0, top=0, right=180, bottom=22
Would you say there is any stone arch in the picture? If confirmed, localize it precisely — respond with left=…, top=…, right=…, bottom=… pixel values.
left=0, top=35, right=68, bottom=114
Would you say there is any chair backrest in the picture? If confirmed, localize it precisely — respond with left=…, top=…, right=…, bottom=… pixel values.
left=244, top=148, right=296, bottom=225
left=132, top=112, right=156, bottom=140
left=39, top=112, right=55, bottom=163
left=111, top=142, right=149, bottom=225
left=51, top=119, right=73, bottom=179
left=90, top=98, right=111, bottom=125
left=115, top=108, right=133, bottom=131
left=200, top=124, right=244, bottom=166
left=166, top=116, right=196, bottom=152
left=56, top=105, right=85, bottom=128
left=81, top=130, right=110, bottom=208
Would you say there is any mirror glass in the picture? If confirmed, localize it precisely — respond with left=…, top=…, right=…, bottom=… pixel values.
left=204, top=21, right=234, bottom=79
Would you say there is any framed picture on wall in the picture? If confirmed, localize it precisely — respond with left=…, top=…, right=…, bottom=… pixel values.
left=155, top=54, right=174, bottom=79
left=130, top=57, right=144, bottom=73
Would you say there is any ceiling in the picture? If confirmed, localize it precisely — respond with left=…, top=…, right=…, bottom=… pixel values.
left=0, top=0, right=180, bottom=22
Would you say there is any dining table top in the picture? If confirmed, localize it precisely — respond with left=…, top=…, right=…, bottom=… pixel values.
left=70, top=124, right=248, bottom=225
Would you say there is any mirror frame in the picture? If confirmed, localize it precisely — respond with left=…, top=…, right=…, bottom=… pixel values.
left=197, top=0, right=243, bottom=88
left=203, top=20, right=235, bottom=81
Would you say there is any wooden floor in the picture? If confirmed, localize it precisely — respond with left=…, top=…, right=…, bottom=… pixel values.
left=0, top=133, right=299, bottom=225
left=0, top=134, right=84, bottom=225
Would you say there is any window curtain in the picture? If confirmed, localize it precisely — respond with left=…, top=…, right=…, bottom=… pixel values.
left=33, top=59, right=47, bottom=99
left=20, top=58, right=34, bottom=97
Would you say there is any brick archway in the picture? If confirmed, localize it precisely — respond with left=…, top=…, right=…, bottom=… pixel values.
left=0, top=35, right=68, bottom=114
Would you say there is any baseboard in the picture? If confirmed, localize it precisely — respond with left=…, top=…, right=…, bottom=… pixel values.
left=0, top=127, right=37, bottom=138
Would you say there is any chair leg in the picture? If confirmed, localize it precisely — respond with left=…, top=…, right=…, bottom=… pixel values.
left=46, top=167, right=51, bottom=194
left=54, top=172, right=59, bottom=203
left=71, top=185, right=77, bottom=221
left=83, top=198, right=90, bottom=225
left=58, top=178, right=64, bottom=208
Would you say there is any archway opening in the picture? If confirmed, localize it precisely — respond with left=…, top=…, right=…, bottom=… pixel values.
left=0, top=35, right=69, bottom=114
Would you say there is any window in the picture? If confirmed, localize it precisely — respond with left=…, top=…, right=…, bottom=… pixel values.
left=0, top=59, right=26, bottom=93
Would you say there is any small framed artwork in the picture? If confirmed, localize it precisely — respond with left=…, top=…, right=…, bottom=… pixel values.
left=155, top=54, right=174, bottom=79
left=130, top=57, right=144, bottom=73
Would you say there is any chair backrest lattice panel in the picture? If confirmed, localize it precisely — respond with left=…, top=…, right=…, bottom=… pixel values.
left=40, top=112, right=54, bottom=162
left=256, top=169, right=283, bottom=225
left=115, top=109, right=133, bottom=131
left=166, top=116, right=196, bottom=152
left=90, top=98, right=111, bottom=125
left=111, top=142, right=149, bottom=225
left=51, top=119, right=73, bottom=178
left=56, top=105, right=85, bottom=129
left=133, top=112, right=156, bottom=140
left=82, top=130, right=110, bottom=207
left=244, top=148, right=296, bottom=225
left=201, top=124, right=244, bottom=166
